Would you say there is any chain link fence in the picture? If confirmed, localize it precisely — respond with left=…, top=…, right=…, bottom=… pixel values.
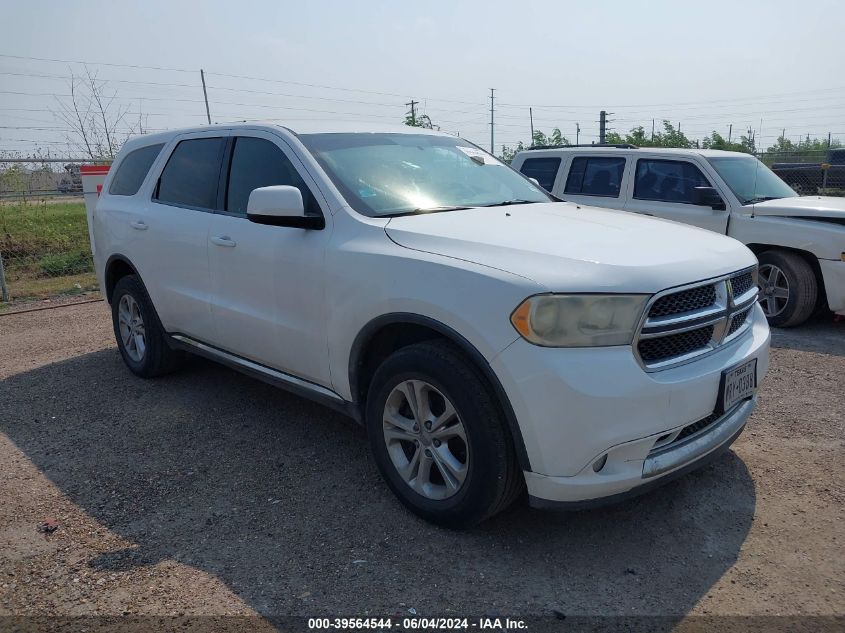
left=0, top=159, right=107, bottom=309
left=758, top=149, right=845, bottom=197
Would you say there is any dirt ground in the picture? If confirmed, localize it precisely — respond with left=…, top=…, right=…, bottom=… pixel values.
left=0, top=302, right=842, bottom=629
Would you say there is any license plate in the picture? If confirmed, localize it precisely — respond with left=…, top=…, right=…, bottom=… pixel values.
left=718, top=359, right=757, bottom=413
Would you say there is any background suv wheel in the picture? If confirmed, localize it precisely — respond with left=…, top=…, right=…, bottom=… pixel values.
left=111, top=275, right=184, bottom=377
left=365, top=340, right=523, bottom=528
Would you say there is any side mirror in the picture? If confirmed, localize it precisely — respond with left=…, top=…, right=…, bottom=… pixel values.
left=528, top=177, right=541, bottom=187
left=247, top=185, right=324, bottom=229
left=692, top=186, right=726, bottom=211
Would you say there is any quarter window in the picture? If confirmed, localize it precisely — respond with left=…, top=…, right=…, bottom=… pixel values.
left=564, top=157, right=626, bottom=197
left=225, top=137, right=319, bottom=216
left=519, top=157, right=561, bottom=192
left=155, top=137, right=225, bottom=209
left=634, top=159, right=711, bottom=204
left=109, top=144, right=164, bottom=196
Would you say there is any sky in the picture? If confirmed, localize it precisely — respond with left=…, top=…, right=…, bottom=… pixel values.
left=1, top=0, right=843, bottom=156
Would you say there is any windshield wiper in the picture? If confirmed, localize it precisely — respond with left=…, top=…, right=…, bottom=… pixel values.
left=477, top=199, right=542, bottom=208
left=744, top=196, right=780, bottom=204
left=382, top=205, right=470, bottom=217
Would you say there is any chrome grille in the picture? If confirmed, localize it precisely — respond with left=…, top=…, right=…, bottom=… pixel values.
left=649, top=285, right=716, bottom=318
left=731, top=271, right=754, bottom=298
left=635, top=267, right=758, bottom=371
left=638, top=325, right=714, bottom=362
left=728, top=306, right=752, bottom=337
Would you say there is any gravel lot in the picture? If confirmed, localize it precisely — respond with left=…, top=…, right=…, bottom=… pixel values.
left=0, top=302, right=842, bottom=627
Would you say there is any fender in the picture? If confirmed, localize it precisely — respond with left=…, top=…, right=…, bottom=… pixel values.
left=349, top=312, right=532, bottom=472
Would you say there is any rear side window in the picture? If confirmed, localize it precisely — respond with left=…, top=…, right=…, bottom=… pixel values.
left=634, top=159, right=710, bottom=204
left=225, top=137, right=320, bottom=216
left=155, top=138, right=225, bottom=209
left=564, top=156, right=626, bottom=197
left=109, top=144, right=164, bottom=196
left=519, top=157, right=561, bottom=192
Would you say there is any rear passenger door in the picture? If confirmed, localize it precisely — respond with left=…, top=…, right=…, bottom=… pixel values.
left=207, top=131, right=332, bottom=387
left=560, top=155, right=628, bottom=209
left=140, top=132, right=225, bottom=342
left=624, top=158, right=729, bottom=232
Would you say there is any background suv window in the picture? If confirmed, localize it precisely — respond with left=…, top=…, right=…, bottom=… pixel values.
left=109, top=144, right=164, bottom=196
left=155, top=137, right=225, bottom=210
left=634, top=159, right=710, bottom=204
left=225, top=137, right=319, bottom=216
left=518, top=157, right=561, bottom=192
left=564, top=156, right=626, bottom=197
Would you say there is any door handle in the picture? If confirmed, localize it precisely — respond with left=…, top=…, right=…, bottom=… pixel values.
left=211, top=235, right=237, bottom=247
left=130, top=220, right=148, bottom=230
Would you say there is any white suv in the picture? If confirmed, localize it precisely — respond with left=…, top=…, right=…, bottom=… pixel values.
left=512, top=145, right=845, bottom=327
left=90, top=123, right=770, bottom=527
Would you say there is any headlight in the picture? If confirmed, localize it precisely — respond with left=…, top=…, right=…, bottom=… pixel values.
left=510, top=294, right=649, bottom=347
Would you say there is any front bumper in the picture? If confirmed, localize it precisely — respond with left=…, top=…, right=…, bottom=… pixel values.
left=820, top=259, right=845, bottom=315
left=491, top=303, right=770, bottom=503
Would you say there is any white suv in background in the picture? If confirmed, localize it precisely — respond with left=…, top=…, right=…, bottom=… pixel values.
left=89, top=123, right=770, bottom=527
left=512, top=145, right=845, bottom=327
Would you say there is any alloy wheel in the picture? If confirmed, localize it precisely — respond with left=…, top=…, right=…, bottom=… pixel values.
left=758, top=263, right=790, bottom=318
left=117, top=294, right=146, bottom=362
left=382, top=379, right=469, bottom=500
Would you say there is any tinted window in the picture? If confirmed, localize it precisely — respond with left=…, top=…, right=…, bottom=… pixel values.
left=519, top=157, right=561, bottom=192
left=634, top=159, right=710, bottom=204
left=156, top=138, right=225, bottom=209
left=564, top=157, right=626, bottom=197
left=226, top=137, right=319, bottom=216
left=109, top=144, right=164, bottom=196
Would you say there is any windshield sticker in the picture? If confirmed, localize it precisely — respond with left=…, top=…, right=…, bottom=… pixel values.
left=457, top=146, right=499, bottom=165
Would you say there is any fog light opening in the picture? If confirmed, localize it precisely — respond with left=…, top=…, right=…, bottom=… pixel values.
left=592, top=454, right=608, bottom=473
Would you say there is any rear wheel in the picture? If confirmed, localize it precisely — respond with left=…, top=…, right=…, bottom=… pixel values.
left=111, top=275, right=184, bottom=377
left=758, top=250, right=818, bottom=327
left=365, top=340, right=523, bottom=528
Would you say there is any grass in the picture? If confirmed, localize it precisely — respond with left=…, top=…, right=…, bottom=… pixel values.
left=0, top=200, right=99, bottom=303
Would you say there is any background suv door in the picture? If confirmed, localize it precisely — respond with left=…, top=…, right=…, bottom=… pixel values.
left=624, top=157, right=730, bottom=232
left=137, top=131, right=226, bottom=341
left=559, top=154, right=629, bottom=210
left=207, top=131, right=332, bottom=387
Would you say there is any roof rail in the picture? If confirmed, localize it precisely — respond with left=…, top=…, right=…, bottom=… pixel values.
left=527, top=143, right=639, bottom=150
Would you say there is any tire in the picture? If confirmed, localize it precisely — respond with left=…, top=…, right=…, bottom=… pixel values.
left=757, top=250, right=818, bottom=328
left=365, top=340, right=524, bottom=528
left=111, top=275, right=184, bottom=377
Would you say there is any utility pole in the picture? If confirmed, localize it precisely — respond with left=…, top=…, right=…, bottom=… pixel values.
left=829, top=132, right=832, bottom=148
left=529, top=107, right=534, bottom=143
left=200, top=69, right=212, bottom=124
left=599, top=110, right=607, bottom=144
left=651, top=119, right=655, bottom=142
left=406, top=99, right=418, bottom=126
left=782, top=128, right=786, bottom=141
left=489, top=89, right=495, bottom=154
left=576, top=123, right=580, bottom=145
left=728, top=124, right=732, bottom=143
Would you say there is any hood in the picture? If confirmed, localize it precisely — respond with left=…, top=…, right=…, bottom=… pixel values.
left=385, top=202, right=756, bottom=293
left=751, top=196, right=845, bottom=220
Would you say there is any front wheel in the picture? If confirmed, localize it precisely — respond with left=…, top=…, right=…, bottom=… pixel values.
left=757, top=251, right=818, bottom=327
left=111, top=275, right=184, bottom=377
left=365, top=340, right=523, bottom=528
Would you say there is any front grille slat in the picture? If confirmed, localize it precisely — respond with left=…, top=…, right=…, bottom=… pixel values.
left=731, top=271, right=754, bottom=298
left=648, top=285, right=716, bottom=318
left=638, top=325, right=714, bottom=362
left=636, top=267, right=757, bottom=370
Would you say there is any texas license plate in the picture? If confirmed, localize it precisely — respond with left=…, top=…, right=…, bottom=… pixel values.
left=719, top=359, right=757, bottom=413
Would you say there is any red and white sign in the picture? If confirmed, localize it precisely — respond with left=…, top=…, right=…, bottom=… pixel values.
left=80, top=164, right=110, bottom=256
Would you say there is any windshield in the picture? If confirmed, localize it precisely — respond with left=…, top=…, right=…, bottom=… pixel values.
left=299, top=133, right=552, bottom=216
left=707, top=156, right=797, bottom=205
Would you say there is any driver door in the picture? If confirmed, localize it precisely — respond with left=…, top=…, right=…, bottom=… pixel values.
left=207, top=131, right=332, bottom=387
